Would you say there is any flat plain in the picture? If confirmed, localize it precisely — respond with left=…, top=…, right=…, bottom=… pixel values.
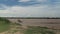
left=0, top=18, right=60, bottom=34
left=8, top=19, right=60, bottom=29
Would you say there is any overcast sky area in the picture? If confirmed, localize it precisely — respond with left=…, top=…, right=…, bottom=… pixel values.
left=0, top=0, right=60, bottom=17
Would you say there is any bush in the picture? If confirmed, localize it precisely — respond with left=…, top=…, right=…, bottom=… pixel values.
left=0, top=17, right=10, bottom=24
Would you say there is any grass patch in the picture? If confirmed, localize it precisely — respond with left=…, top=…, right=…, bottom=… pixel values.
left=0, top=24, right=10, bottom=32
left=24, top=26, right=55, bottom=34
left=0, top=17, right=10, bottom=33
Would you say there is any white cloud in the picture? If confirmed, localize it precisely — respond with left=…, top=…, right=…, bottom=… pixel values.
left=18, top=0, right=48, bottom=2
left=0, top=5, right=48, bottom=17
left=37, top=0, right=47, bottom=2
left=0, top=4, right=60, bottom=17
left=18, top=0, right=30, bottom=2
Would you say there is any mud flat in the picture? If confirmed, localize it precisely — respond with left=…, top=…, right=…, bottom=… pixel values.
left=8, top=19, right=60, bottom=29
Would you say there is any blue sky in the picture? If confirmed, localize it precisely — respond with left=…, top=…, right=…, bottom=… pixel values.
left=0, top=0, right=60, bottom=17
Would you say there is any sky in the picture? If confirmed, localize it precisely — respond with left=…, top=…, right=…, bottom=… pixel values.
left=0, top=0, right=60, bottom=17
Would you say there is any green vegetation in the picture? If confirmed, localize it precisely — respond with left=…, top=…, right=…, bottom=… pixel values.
left=0, top=17, right=10, bottom=23
left=0, top=17, right=10, bottom=33
left=24, top=26, right=55, bottom=34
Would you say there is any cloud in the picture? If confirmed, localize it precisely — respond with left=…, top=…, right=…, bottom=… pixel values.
left=0, top=4, right=8, bottom=10
left=0, top=4, right=60, bottom=17
left=0, top=5, right=48, bottom=17
left=37, top=0, right=47, bottom=2
left=0, top=0, right=60, bottom=17
left=0, top=0, right=46, bottom=6
left=0, top=0, right=59, bottom=7
left=18, top=0, right=47, bottom=2
left=18, top=0, right=30, bottom=2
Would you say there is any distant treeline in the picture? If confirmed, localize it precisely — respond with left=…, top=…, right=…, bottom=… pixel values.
left=1, top=17, right=60, bottom=19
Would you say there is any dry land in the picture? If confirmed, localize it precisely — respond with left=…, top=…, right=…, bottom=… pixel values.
left=0, top=18, right=60, bottom=34
left=8, top=19, right=60, bottom=29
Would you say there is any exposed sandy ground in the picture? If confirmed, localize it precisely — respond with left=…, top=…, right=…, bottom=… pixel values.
left=8, top=19, right=60, bottom=29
